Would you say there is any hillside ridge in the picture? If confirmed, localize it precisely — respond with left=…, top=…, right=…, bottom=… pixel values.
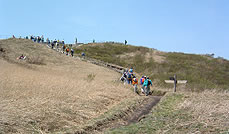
left=74, top=42, right=229, bottom=90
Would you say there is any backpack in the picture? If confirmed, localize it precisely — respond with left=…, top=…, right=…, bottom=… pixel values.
left=127, top=73, right=132, bottom=79
left=123, top=73, right=127, bottom=78
left=140, top=78, right=144, bottom=84
left=134, top=78, right=137, bottom=83
left=147, top=80, right=151, bottom=86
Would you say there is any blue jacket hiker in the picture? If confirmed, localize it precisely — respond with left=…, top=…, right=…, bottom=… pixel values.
left=143, top=77, right=152, bottom=96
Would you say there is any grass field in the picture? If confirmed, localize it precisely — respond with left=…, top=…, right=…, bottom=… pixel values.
left=1, top=39, right=229, bottom=133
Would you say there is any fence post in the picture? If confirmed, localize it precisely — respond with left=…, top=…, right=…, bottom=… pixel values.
left=174, top=74, right=177, bottom=92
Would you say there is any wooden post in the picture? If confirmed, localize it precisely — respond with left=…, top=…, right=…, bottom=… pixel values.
left=165, top=74, right=187, bottom=92
left=174, top=74, right=176, bottom=92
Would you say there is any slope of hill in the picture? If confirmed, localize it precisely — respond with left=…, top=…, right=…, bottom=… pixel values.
left=74, top=42, right=229, bottom=90
left=0, top=38, right=142, bottom=133
left=1, top=39, right=229, bottom=134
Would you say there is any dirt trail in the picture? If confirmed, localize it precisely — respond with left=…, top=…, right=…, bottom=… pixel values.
left=125, top=96, right=162, bottom=124
left=73, top=95, right=163, bottom=134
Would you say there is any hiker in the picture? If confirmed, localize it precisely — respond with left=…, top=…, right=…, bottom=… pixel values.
left=37, top=36, right=41, bottom=43
left=46, top=38, right=50, bottom=44
left=17, top=54, right=26, bottom=60
left=82, top=52, right=85, bottom=57
left=62, top=44, right=66, bottom=53
left=51, top=42, right=54, bottom=49
left=140, top=76, right=146, bottom=94
left=41, top=35, right=44, bottom=43
left=120, top=70, right=127, bottom=84
left=53, top=39, right=57, bottom=45
left=125, top=40, right=127, bottom=45
left=126, top=70, right=133, bottom=84
left=71, top=48, right=74, bottom=57
left=75, top=38, right=77, bottom=44
left=34, top=37, right=37, bottom=42
left=132, top=76, right=138, bottom=94
left=56, top=41, right=59, bottom=50
left=143, top=77, right=152, bottom=96
left=66, top=47, right=70, bottom=55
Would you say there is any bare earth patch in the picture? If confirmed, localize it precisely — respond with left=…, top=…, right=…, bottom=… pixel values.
left=118, top=50, right=165, bottom=63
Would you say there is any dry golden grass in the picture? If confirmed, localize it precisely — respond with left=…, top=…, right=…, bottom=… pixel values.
left=118, top=49, right=165, bottom=64
left=178, top=90, right=229, bottom=131
left=0, top=39, right=139, bottom=133
left=2, top=38, right=228, bottom=133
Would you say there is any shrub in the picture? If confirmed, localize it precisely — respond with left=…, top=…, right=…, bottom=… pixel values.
left=27, top=55, right=45, bottom=65
left=87, top=73, right=96, bottom=82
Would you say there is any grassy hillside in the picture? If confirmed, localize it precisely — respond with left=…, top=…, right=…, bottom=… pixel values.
left=74, top=42, right=229, bottom=90
left=0, top=39, right=140, bottom=133
left=1, top=39, right=229, bottom=133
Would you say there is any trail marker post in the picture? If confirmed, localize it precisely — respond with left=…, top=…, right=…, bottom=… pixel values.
left=164, top=74, right=187, bottom=92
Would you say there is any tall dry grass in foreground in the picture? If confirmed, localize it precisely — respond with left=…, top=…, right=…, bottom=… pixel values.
left=179, top=90, right=229, bottom=130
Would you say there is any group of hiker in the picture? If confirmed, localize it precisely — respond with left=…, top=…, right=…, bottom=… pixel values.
left=28, top=35, right=81, bottom=58
left=30, top=35, right=45, bottom=43
left=50, top=40, right=75, bottom=57
left=120, top=69, right=152, bottom=96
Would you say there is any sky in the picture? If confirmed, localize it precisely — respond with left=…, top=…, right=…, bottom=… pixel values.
left=0, top=0, right=229, bottom=59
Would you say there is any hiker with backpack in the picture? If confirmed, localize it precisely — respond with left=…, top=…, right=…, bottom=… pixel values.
left=127, top=68, right=134, bottom=84
left=46, top=38, right=50, bottom=45
left=140, top=76, right=146, bottom=94
left=17, top=54, right=26, bottom=60
left=126, top=71, right=133, bottom=84
left=143, top=77, right=152, bottom=96
left=41, top=35, right=44, bottom=43
left=120, top=69, right=128, bottom=84
left=81, top=52, right=85, bottom=58
left=62, top=44, right=66, bottom=53
left=132, top=76, right=138, bottom=94
left=51, top=42, right=54, bottom=49
left=71, top=48, right=74, bottom=57
left=66, top=47, right=70, bottom=55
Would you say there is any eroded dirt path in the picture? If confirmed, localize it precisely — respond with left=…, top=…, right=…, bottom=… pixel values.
left=75, top=95, right=163, bottom=134
left=125, top=96, right=162, bottom=124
